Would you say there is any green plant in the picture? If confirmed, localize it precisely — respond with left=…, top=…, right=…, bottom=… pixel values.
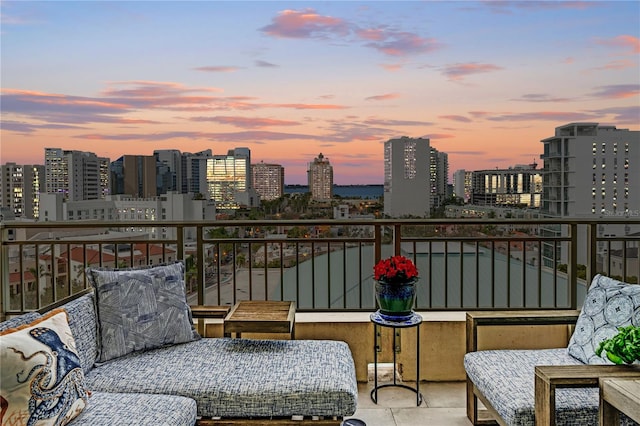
left=595, top=325, right=640, bottom=364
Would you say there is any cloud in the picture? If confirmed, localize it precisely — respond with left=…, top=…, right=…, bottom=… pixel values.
left=481, top=1, right=598, bottom=14
left=363, top=30, right=442, bottom=56
left=260, top=8, right=350, bottom=39
left=442, top=63, right=503, bottom=81
left=423, top=133, right=456, bottom=140
left=591, top=105, right=640, bottom=125
left=589, top=84, right=640, bottom=99
left=485, top=111, right=597, bottom=122
left=73, top=130, right=319, bottom=143
left=512, top=94, right=574, bottom=103
left=365, top=93, right=401, bottom=101
left=261, top=8, right=441, bottom=57
left=590, top=60, right=636, bottom=72
left=0, top=120, right=86, bottom=133
left=595, top=35, right=640, bottom=54
left=439, top=115, right=472, bottom=123
left=363, top=118, right=433, bottom=127
left=189, top=116, right=300, bottom=128
left=193, top=66, right=242, bottom=73
left=255, top=60, right=278, bottom=68
left=380, top=63, right=404, bottom=71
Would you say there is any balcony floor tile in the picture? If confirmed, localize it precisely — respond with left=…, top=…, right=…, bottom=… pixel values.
left=346, top=381, right=471, bottom=426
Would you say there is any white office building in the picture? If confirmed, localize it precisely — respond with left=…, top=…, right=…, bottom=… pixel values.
left=430, top=147, right=449, bottom=209
left=453, top=169, right=472, bottom=203
left=384, top=137, right=431, bottom=217
left=206, top=148, right=259, bottom=209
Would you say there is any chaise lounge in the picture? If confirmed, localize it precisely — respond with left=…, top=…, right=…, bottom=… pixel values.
left=0, top=261, right=358, bottom=425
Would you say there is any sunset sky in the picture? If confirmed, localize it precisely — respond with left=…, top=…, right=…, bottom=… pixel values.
left=1, top=1, right=639, bottom=184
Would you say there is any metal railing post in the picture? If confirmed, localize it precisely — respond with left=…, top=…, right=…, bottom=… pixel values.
left=569, top=223, right=577, bottom=310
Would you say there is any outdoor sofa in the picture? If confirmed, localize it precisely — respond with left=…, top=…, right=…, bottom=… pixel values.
left=464, top=274, right=640, bottom=426
left=0, top=261, right=358, bottom=426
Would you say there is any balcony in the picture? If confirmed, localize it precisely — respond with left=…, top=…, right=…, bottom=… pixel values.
left=2, top=218, right=639, bottom=425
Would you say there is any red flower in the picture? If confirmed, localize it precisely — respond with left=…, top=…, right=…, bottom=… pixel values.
left=374, top=255, right=418, bottom=284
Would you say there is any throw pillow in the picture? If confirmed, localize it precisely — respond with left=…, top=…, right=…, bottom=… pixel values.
left=0, top=308, right=90, bottom=426
left=567, top=274, right=640, bottom=364
left=86, top=261, right=200, bottom=363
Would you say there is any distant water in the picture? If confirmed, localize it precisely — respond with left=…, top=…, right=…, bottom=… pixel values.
left=284, top=184, right=383, bottom=199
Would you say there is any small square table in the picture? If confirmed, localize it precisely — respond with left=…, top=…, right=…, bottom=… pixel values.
left=600, top=378, right=640, bottom=426
left=224, top=300, right=296, bottom=339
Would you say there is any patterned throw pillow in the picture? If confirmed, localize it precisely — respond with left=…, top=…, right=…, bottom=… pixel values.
left=86, top=261, right=200, bottom=363
left=0, top=309, right=90, bottom=426
left=567, top=274, right=640, bottom=364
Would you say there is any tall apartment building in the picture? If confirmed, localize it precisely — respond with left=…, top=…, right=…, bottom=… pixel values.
left=252, top=161, right=284, bottom=201
left=471, top=163, right=542, bottom=208
left=0, top=163, right=45, bottom=219
left=308, top=153, right=333, bottom=201
left=541, top=123, right=639, bottom=218
left=45, top=148, right=109, bottom=201
left=183, top=150, right=212, bottom=196
left=430, top=147, right=449, bottom=209
left=383, top=137, right=430, bottom=217
left=540, top=122, right=639, bottom=268
left=110, top=155, right=157, bottom=198
left=206, top=147, right=258, bottom=209
left=453, top=169, right=472, bottom=203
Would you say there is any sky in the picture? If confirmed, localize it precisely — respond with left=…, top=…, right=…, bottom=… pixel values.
left=1, top=1, right=639, bottom=185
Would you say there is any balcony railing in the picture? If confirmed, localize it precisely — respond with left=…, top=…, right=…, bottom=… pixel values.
left=1, top=218, right=638, bottom=318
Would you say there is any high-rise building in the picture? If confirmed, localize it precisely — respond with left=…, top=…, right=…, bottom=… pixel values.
left=154, top=149, right=182, bottom=194
left=430, top=147, right=449, bottom=209
left=252, top=161, right=284, bottom=201
left=308, top=153, right=333, bottom=201
left=206, top=147, right=257, bottom=209
left=383, top=137, right=430, bottom=217
left=471, top=163, right=542, bottom=207
left=453, top=169, right=472, bottom=203
left=110, top=155, right=157, bottom=198
left=0, top=163, right=45, bottom=219
left=183, top=150, right=212, bottom=197
left=44, top=148, right=110, bottom=201
left=541, top=123, right=639, bottom=218
left=540, top=122, right=639, bottom=268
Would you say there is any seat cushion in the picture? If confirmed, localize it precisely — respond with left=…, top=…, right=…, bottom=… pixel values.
left=85, top=338, right=358, bottom=418
left=464, top=348, right=595, bottom=426
left=86, top=261, right=200, bottom=363
left=568, top=274, right=640, bottom=364
left=70, top=392, right=196, bottom=426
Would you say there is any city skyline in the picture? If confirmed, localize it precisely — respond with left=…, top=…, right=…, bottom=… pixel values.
left=1, top=1, right=639, bottom=184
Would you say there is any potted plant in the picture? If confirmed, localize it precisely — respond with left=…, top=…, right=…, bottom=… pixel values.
left=373, top=255, right=419, bottom=321
left=595, top=325, right=640, bottom=365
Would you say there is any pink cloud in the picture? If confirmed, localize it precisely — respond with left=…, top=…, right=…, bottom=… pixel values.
left=365, top=93, right=401, bottom=101
left=364, top=31, right=442, bottom=56
left=590, top=60, right=636, bottom=71
left=260, top=9, right=349, bottom=39
left=190, top=116, right=300, bottom=128
left=442, top=63, right=503, bottom=81
left=380, top=63, right=404, bottom=72
left=439, top=115, right=472, bottom=123
left=590, top=84, right=640, bottom=99
left=193, top=66, right=242, bottom=73
left=596, top=35, right=640, bottom=54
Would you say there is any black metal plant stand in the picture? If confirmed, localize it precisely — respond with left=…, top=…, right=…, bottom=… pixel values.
left=370, top=310, right=423, bottom=406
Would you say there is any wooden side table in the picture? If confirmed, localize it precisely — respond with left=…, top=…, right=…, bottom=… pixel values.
left=600, top=378, right=640, bottom=426
left=534, top=365, right=640, bottom=426
left=224, top=300, right=296, bottom=339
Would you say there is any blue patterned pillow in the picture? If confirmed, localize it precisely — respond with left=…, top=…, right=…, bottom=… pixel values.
left=0, top=309, right=90, bottom=425
left=86, top=261, right=200, bottom=363
left=567, top=274, right=640, bottom=364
